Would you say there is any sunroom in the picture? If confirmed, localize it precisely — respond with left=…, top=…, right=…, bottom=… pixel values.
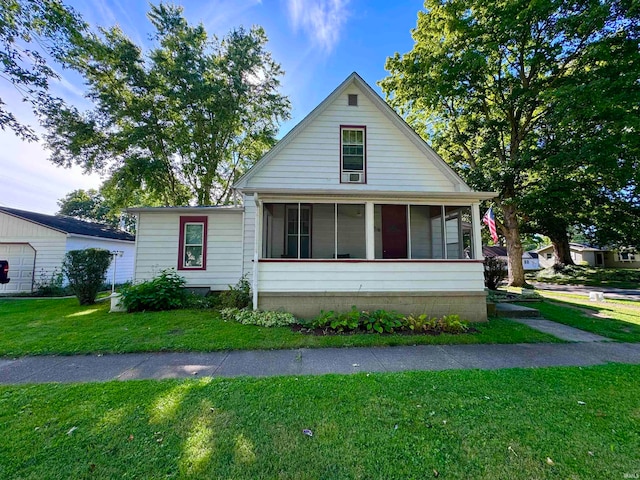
left=252, top=196, right=487, bottom=320
left=261, top=201, right=476, bottom=260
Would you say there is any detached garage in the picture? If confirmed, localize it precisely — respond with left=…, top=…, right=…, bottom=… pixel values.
left=0, top=207, right=135, bottom=293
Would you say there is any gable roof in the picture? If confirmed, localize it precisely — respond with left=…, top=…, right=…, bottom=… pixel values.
left=233, top=72, right=475, bottom=193
left=0, top=207, right=135, bottom=241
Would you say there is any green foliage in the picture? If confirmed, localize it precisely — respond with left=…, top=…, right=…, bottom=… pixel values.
left=57, top=188, right=135, bottom=230
left=219, top=308, right=296, bottom=327
left=218, top=276, right=252, bottom=310
left=61, top=248, right=111, bottom=305
left=484, top=257, right=507, bottom=290
left=0, top=0, right=86, bottom=140
left=362, top=309, right=404, bottom=333
left=380, top=0, right=640, bottom=286
left=120, top=269, right=188, bottom=312
left=403, top=314, right=469, bottom=334
left=311, top=307, right=468, bottom=335
left=42, top=3, right=290, bottom=208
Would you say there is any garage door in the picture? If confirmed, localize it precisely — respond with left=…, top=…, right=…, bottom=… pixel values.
left=0, top=243, right=36, bottom=293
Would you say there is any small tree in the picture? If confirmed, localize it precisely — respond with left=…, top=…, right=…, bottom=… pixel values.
left=62, top=248, right=111, bottom=305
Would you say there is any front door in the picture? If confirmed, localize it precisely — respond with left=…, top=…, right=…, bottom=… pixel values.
left=595, top=252, right=604, bottom=267
left=381, top=205, right=407, bottom=259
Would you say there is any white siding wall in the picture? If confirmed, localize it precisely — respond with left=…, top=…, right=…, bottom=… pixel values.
left=65, top=236, right=135, bottom=284
left=243, top=200, right=256, bottom=281
left=135, top=210, right=244, bottom=290
left=244, top=84, right=457, bottom=192
left=258, top=261, right=484, bottom=293
left=0, top=212, right=67, bottom=292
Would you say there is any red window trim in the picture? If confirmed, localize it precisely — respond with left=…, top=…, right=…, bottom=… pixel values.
left=178, top=216, right=208, bottom=270
left=339, top=125, right=367, bottom=184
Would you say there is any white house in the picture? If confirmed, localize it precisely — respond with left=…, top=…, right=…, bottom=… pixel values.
left=482, top=246, right=540, bottom=270
left=0, top=207, right=135, bottom=293
left=130, top=73, right=496, bottom=321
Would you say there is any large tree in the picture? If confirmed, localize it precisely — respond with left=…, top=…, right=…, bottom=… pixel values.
left=521, top=26, right=640, bottom=264
left=0, top=0, right=85, bottom=140
left=42, top=3, right=290, bottom=207
left=380, top=0, right=639, bottom=285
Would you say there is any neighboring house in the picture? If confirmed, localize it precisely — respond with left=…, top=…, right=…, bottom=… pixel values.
left=130, top=73, right=495, bottom=321
left=0, top=207, right=135, bottom=293
left=482, top=246, right=540, bottom=270
left=537, top=243, right=604, bottom=269
left=536, top=243, right=640, bottom=269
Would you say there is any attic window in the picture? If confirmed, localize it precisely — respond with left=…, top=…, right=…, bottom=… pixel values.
left=348, top=94, right=358, bottom=106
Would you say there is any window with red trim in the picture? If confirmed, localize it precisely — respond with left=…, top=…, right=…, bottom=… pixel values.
left=178, top=216, right=207, bottom=270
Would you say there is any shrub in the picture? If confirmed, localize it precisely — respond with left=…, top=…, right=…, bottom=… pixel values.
left=484, top=256, right=507, bottom=290
left=220, top=307, right=296, bottom=327
left=218, top=276, right=252, bottom=309
left=62, top=249, right=112, bottom=305
left=121, top=269, right=188, bottom=312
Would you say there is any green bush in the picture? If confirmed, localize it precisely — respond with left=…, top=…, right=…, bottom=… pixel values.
left=484, top=256, right=507, bottom=290
left=220, top=308, right=296, bottom=327
left=218, top=276, right=252, bottom=309
left=62, top=249, right=112, bottom=305
left=121, top=269, right=188, bottom=312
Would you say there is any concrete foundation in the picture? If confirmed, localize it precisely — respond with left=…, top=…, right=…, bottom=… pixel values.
left=258, top=291, right=488, bottom=322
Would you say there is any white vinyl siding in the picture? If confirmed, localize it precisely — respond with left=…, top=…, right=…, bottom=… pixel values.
left=242, top=85, right=457, bottom=192
left=135, top=210, right=244, bottom=290
left=258, top=261, right=484, bottom=293
left=65, top=236, right=135, bottom=285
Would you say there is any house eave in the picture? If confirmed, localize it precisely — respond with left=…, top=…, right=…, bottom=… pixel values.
left=238, top=187, right=496, bottom=202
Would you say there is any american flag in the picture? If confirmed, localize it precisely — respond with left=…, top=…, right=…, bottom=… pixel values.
left=482, top=207, right=499, bottom=244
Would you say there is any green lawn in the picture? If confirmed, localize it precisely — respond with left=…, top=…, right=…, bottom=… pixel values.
left=518, top=292, right=640, bottom=342
left=1, top=364, right=638, bottom=479
left=0, top=298, right=560, bottom=357
left=531, top=265, right=640, bottom=289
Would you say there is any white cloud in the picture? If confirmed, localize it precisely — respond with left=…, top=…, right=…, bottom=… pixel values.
left=286, top=0, right=350, bottom=53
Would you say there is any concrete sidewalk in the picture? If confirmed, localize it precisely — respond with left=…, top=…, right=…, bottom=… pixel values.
left=2, top=341, right=640, bottom=384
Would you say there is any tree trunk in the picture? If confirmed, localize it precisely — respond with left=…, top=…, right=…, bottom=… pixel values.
left=501, top=204, right=526, bottom=287
left=550, top=232, right=574, bottom=267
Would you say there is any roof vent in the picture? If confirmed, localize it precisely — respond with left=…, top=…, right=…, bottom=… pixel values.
left=348, top=94, right=358, bottom=106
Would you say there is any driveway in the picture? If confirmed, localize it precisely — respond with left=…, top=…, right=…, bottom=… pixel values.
left=531, top=282, right=640, bottom=301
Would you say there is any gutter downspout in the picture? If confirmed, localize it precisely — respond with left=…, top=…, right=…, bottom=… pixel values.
left=252, top=193, right=261, bottom=310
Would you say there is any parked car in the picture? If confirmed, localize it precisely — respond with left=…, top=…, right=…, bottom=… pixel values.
left=0, top=260, right=9, bottom=284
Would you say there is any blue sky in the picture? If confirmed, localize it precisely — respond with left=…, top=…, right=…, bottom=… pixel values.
left=0, top=0, right=423, bottom=214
